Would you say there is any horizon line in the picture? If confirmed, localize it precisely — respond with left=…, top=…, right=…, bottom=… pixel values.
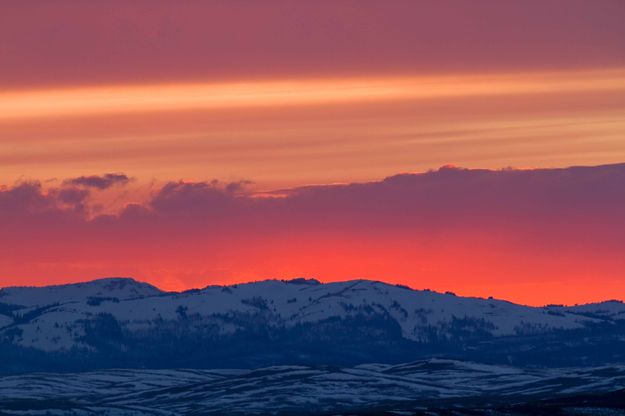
left=2, top=275, right=623, bottom=309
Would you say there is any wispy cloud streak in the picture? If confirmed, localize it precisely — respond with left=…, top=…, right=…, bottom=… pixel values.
left=2, top=70, right=624, bottom=121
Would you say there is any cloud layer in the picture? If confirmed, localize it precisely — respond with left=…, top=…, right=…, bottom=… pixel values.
left=1, top=164, right=624, bottom=305
left=2, top=2, right=624, bottom=189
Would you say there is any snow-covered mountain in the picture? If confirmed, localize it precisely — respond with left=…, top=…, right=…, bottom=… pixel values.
left=1, top=277, right=624, bottom=373
left=0, top=277, right=161, bottom=307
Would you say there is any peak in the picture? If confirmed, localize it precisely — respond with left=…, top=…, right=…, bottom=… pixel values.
left=90, top=277, right=136, bottom=282
left=77, top=277, right=162, bottom=295
left=284, top=278, right=321, bottom=285
left=87, top=277, right=148, bottom=287
left=0, top=277, right=162, bottom=307
left=36, top=277, right=162, bottom=293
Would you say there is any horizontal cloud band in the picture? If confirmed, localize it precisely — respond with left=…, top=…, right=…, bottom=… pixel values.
left=2, top=70, right=624, bottom=121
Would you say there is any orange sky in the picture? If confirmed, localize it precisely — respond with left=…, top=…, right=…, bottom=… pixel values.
left=2, top=69, right=625, bottom=190
left=1, top=1, right=625, bottom=305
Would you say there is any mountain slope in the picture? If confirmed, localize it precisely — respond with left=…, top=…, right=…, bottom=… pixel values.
left=1, top=360, right=624, bottom=415
left=553, top=300, right=625, bottom=321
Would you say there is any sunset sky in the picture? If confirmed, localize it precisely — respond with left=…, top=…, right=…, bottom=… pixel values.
left=1, top=1, right=625, bottom=305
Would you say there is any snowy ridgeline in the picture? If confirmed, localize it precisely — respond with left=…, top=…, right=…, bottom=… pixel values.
left=1, top=277, right=625, bottom=371
left=1, top=359, right=625, bottom=415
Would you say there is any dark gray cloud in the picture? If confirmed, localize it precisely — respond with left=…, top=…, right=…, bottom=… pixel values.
left=64, top=173, right=130, bottom=190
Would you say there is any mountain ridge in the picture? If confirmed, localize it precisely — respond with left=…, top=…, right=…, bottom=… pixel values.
left=1, top=277, right=625, bottom=373
left=3, top=276, right=622, bottom=308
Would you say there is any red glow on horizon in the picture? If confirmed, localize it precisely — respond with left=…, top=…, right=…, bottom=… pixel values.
left=1, top=163, right=624, bottom=307
left=2, top=232, right=623, bottom=307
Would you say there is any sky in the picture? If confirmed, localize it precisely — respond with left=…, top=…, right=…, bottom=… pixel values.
left=1, top=1, right=625, bottom=305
